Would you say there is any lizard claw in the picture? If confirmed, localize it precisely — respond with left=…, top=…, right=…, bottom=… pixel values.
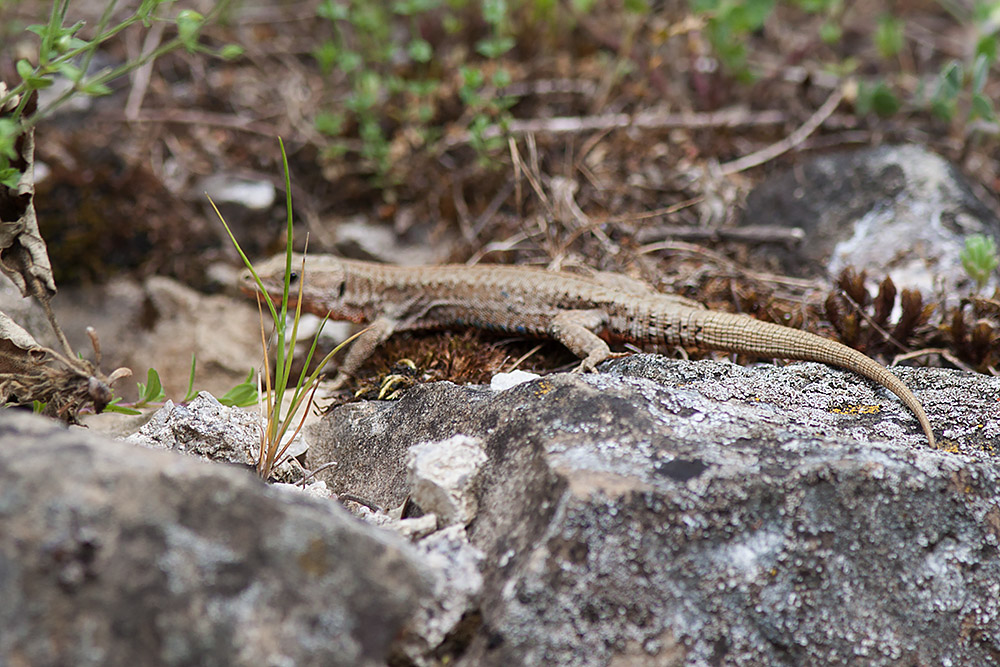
left=573, top=351, right=630, bottom=374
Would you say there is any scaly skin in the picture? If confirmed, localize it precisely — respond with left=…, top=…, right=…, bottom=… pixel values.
left=244, top=253, right=935, bottom=446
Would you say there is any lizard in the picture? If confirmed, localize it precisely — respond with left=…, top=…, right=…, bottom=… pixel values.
left=244, top=253, right=936, bottom=447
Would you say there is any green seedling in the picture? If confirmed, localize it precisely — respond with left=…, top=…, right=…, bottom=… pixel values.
left=961, top=234, right=999, bottom=291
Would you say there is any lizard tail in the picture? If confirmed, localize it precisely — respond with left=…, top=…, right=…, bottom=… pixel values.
left=692, top=311, right=935, bottom=447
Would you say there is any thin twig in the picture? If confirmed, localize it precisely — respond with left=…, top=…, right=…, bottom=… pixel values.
left=836, top=289, right=912, bottom=354
left=893, top=347, right=978, bottom=373
left=633, top=224, right=805, bottom=245
left=338, top=493, right=384, bottom=514
left=124, top=19, right=165, bottom=119
left=506, top=344, right=545, bottom=372
left=594, top=199, right=704, bottom=226
left=720, top=87, right=844, bottom=175
left=443, top=107, right=787, bottom=149
left=637, top=240, right=828, bottom=292
left=298, top=461, right=339, bottom=487
left=106, top=109, right=288, bottom=137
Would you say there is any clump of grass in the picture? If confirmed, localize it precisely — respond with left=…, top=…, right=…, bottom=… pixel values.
left=213, top=139, right=362, bottom=479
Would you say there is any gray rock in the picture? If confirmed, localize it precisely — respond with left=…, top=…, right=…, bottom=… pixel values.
left=741, top=144, right=1000, bottom=300
left=0, top=411, right=428, bottom=667
left=395, top=525, right=485, bottom=666
left=306, top=381, right=493, bottom=508
left=126, top=391, right=259, bottom=467
left=306, top=355, right=1000, bottom=666
left=407, top=435, right=488, bottom=527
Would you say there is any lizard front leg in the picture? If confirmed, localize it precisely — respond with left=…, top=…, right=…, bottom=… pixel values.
left=548, top=309, right=616, bottom=372
left=329, top=315, right=397, bottom=389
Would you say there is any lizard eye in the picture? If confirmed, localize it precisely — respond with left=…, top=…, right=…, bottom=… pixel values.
left=288, top=271, right=299, bottom=284
left=336, top=281, right=346, bottom=299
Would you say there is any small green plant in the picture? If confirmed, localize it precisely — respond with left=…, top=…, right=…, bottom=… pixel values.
left=311, top=0, right=524, bottom=181
left=102, top=358, right=258, bottom=415
left=873, top=14, right=904, bottom=59
left=961, top=234, right=999, bottom=291
left=0, top=0, right=242, bottom=187
left=855, top=80, right=901, bottom=117
left=135, top=367, right=166, bottom=407
left=215, top=139, right=363, bottom=480
left=691, top=0, right=775, bottom=78
left=924, top=54, right=997, bottom=123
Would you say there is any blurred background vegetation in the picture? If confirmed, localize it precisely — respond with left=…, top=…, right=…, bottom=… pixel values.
left=1, top=0, right=999, bottom=284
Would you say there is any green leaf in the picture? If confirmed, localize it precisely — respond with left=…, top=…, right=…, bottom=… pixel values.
left=317, top=0, right=349, bottom=21
left=482, top=0, right=507, bottom=26
left=219, top=369, right=259, bottom=407
left=476, top=36, right=515, bottom=58
left=15, top=59, right=53, bottom=91
left=819, top=20, right=841, bottom=44
left=79, top=79, right=113, bottom=96
left=138, top=0, right=168, bottom=26
left=183, top=354, right=199, bottom=402
left=931, top=97, right=956, bottom=121
left=624, top=0, right=648, bottom=12
left=856, top=81, right=899, bottom=117
left=975, top=34, right=998, bottom=64
left=971, top=92, right=996, bottom=121
left=137, top=368, right=166, bottom=404
left=941, top=60, right=963, bottom=95
left=219, top=44, right=245, bottom=60
left=0, top=168, right=20, bottom=189
left=176, top=9, right=205, bottom=52
left=491, top=67, right=511, bottom=88
left=408, top=38, right=433, bottom=63
left=393, top=0, right=441, bottom=15
left=972, top=53, right=990, bottom=94
left=874, top=14, right=904, bottom=59
left=961, top=234, right=999, bottom=290
left=58, top=63, right=83, bottom=81
left=461, top=66, right=485, bottom=89
left=103, top=396, right=142, bottom=415
left=313, top=41, right=338, bottom=74
left=870, top=84, right=899, bottom=116
left=337, top=50, right=363, bottom=73
left=0, top=118, right=20, bottom=161
left=315, top=111, right=346, bottom=136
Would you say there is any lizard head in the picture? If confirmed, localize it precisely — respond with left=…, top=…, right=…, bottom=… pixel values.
left=240, top=252, right=362, bottom=320
left=239, top=252, right=301, bottom=307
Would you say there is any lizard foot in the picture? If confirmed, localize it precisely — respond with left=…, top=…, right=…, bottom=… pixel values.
left=572, top=351, right=630, bottom=374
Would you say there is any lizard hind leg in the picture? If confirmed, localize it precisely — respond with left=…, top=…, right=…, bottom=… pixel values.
left=548, top=310, right=613, bottom=373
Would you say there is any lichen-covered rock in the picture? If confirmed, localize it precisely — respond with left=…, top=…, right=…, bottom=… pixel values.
left=0, top=411, right=427, bottom=667
left=307, top=355, right=1000, bottom=666
left=741, top=144, right=1000, bottom=299
left=126, top=391, right=260, bottom=466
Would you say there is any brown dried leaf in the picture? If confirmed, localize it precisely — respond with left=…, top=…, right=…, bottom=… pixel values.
left=837, top=267, right=869, bottom=309
left=824, top=291, right=843, bottom=334
left=890, top=289, right=928, bottom=343
left=872, top=275, right=896, bottom=328
left=0, top=310, right=131, bottom=422
left=949, top=308, right=969, bottom=358
left=971, top=320, right=995, bottom=363
left=0, top=113, right=56, bottom=301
